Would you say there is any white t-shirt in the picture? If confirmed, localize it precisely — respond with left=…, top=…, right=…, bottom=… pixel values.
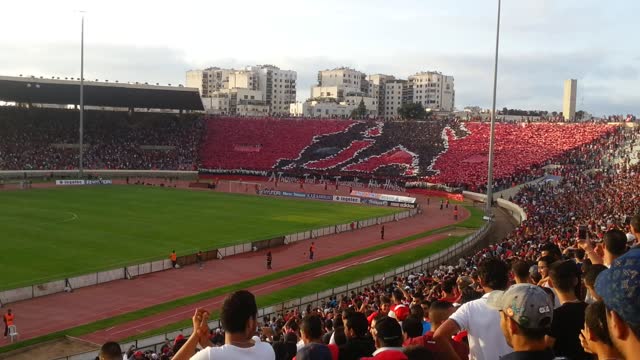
left=449, top=292, right=512, bottom=360
left=190, top=341, right=275, bottom=360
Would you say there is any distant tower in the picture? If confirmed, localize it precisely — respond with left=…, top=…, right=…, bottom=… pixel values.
left=563, top=79, right=577, bottom=121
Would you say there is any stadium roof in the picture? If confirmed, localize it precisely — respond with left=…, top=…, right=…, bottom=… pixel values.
left=0, top=76, right=204, bottom=110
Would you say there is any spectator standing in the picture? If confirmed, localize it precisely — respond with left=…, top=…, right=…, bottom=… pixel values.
left=486, top=283, right=555, bottom=360
left=173, top=290, right=275, bottom=360
left=339, top=312, right=375, bottom=360
left=295, top=314, right=332, bottom=360
left=196, top=250, right=203, bottom=269
left=98, top=341, right=122, bottom=360
left=361, top=316, right=407, bottom=360
left=595, top=247, right=640, bottom=359
left=545, top=260, right=589, bottom=359
left=434, top=258, right=512, bottom=360
left=580, top=301, right=623, bottom=360
left=381, top=225, right=385, bottom=240
left=309, top=242, right=316, bottom=261
left=267, top=251, right=273, bottom=270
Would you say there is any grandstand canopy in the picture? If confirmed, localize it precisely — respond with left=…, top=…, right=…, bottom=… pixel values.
left=0, top=76, right=204, bottom=111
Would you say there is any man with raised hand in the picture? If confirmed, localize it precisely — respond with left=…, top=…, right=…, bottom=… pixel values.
left=433, top=258, right=512, bottom=360
left=173, top=290, right=275, bottom=360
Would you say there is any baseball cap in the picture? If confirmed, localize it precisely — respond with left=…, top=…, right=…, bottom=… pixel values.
left=595, top=248, right=640, bottom=327
left=487, top=283, right=553, bottom=329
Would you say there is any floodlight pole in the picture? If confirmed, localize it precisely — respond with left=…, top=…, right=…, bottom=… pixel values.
left=79, top=14, right=85, bottom=178
left=485, top=0, right=501, bottom=215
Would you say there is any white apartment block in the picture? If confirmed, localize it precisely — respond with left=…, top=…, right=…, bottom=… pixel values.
left=408, top=71, right=455, bottom=112
left=186, top=65, right=296, bottom=116
left=382, top=80, right=408, bottom=119
left=314, top=67, right=367, bottom=96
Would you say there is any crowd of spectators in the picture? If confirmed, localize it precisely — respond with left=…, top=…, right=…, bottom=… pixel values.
left=0, top=107, right=203, bottom=170
left=101, top=125, right=640, bottom=360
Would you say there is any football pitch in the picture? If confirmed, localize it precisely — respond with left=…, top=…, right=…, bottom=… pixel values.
left=0, top=186, right=399, bottom=290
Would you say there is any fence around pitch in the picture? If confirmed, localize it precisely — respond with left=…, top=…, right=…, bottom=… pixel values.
left=54, top=221, right=491, bottom=360
left=0, top=210, right=416, bottom=306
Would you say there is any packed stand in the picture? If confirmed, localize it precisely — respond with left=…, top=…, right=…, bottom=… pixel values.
left=0, top=107, right=203, bottom=171
left=110, top=126, right=640, bottom=360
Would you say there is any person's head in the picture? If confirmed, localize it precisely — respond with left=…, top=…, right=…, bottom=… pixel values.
left=392, top=289, right=404, bottom=304
left=300, top=314, right=323, bottom=344
left=401, top=315, right=423, bottom=339
left=409, top=304, right=425, bottom=321
left=630, top=214, right=640, bottom=238
left=584, top=301, right=618, bottom=352
left=583, top=264, right=608, bottom=301
left=595, top=249, right=640, bottom=358
left=487, top=284, right=553, bottom=349
left=442, top=277, right=456, bottom=296
left=99, top=341, right=122, bottom=360
left=511, top=261, right=531, bottom=284
left=380, top=295, right=391, bottom=314
left=221, top=290, right=258, bottom=339
left=540, top=242, right=562, bottom=261
left=344, top=311, right=368, bottom=339
left=603, top=229, right=628, bottom=261
left=403, top=345, right=435, bottom=360
left=548, top=260, right=580, bottom=295
left=428, top=300, right=454, bottom=331
left=324, top=318, right=333, bottom=332
left=420, top=300, right=430, bottom=318
left=374, top=316, right=403, bottom=349
left=575, top=248, right=586, bottom=262
left=477, top=258, right=509, bottom=291
left=456, top=275, right=473, bottom=291
left=537, top=255, right=554, bottom=279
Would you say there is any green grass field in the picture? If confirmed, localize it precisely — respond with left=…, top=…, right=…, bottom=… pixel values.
left=0, top=186, right=399, bottom=290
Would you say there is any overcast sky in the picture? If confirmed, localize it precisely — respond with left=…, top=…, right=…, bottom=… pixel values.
left=1, top=0, right=637, bottom=115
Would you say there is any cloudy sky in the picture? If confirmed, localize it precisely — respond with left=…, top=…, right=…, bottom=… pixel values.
left=1, top=0, right=637, bottom=115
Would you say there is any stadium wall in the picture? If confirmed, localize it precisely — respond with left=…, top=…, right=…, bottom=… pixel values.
left=0, top=209, right=417, bottom=306
left=53, top=194, right=527, bottom=360
left=0, top=170, right=198, bottom=181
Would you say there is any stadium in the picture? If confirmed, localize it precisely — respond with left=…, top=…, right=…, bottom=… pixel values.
left=0, top=72, right=639, bottom=360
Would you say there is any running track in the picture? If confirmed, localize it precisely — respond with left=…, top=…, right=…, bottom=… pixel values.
left=0, top=181, right=468, bottom=347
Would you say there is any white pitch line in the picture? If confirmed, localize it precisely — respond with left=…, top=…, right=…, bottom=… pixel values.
left=61, top=212, right=79, bottom=223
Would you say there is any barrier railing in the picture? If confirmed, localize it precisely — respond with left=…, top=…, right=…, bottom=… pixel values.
left=0, top=210, right=416, bottom=306
left=54, top=220, right=492, bottom=360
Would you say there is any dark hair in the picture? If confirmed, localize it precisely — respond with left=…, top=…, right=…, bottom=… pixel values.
left=575, top=248, right=586, bottom=261
left=604, top=229, right=627, bottom=256
left=583, top=264, right=608, bottom=287
left=324, top=319, right=333, bottom=331
left=514, top=319, right=548, bottom=340
left=344, top=311, right=368, bottom=338
left=477, top=258, right=509, bottom=290
left=512, top=261, right=531, bottom=280
left=392, top=289, right=405, bottom=302
left=375, top=316, right=403, bottom=347
left=333, top=326, right=347, bottom=346
left=549, top=260, right=580, bottom=293
left=221, top=290, right=257, bottom=333
left=442, top=278, right=456, bottom=294
left=403, top=345, right=435, bottom=360
left=540, top=243, right=562, bottom=260
left=409, top=304, right=424, bottom=319
left=631, top=214, right=640, bottom=233
left=459, top=286, right=482, bottom=304
left=537, top=255, right=555, bottom=266
left=300, top=314, right=323, bottom=340
left=401, top=315, right=423, bottom=338
left=586, top=301, right=613, bottom=347
left=99, top=341, right=122, bottom=360
left=380, top=295, right=391, bottom=305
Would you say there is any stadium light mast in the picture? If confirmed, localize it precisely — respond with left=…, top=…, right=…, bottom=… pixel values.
left=485, top=0, right=502, bottom=215
left=79, top=12, right=85, bottom=178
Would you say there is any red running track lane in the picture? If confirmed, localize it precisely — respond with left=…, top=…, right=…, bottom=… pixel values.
left=0, top=182, right=467, bottom=347
left=82, top=231, right=452, bottom=343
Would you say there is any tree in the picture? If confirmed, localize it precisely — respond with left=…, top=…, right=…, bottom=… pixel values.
left=398, top=102, right=429, bottom=121
left=350, top=98, right=368, bottom=119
